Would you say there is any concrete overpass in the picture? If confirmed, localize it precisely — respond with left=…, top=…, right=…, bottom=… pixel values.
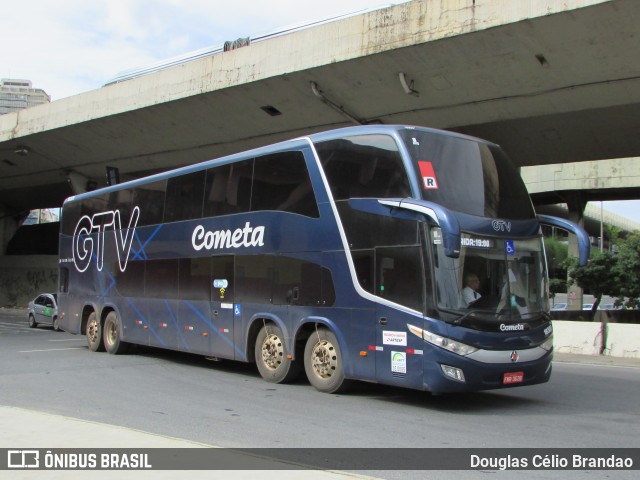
left=1, top=0, right=640, bottom=305
left=522, top=157, right=640, bottom=234
left=1, top=0, right=639, bottom=215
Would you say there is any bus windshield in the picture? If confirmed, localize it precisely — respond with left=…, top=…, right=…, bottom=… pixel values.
left=398, top=129, right=536, bottom=219
left=432, top=229, right=549, bottom=323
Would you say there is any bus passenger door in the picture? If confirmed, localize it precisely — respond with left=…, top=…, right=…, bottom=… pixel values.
left=374, top=246, right=425, bottom=389
left=210, top=255, right=236, bottom=359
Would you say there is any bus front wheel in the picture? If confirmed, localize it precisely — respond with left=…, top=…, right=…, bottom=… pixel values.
left=255, top=324, right=301, bottom=383
left=103, top=311, right=129, bottom=355
left=304, top=328, right=350, bottom=394
left=86, top=312, right=105, bottom=352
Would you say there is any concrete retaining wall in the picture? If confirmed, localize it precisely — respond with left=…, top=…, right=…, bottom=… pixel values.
left=607, top=323, right=640, bottom=358
left=553, top=320, right=640, bottom=359
left=0, top=255, right=57, bottom=307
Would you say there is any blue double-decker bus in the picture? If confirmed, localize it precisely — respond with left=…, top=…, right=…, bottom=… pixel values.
left=57, top=125, right=589, bottom=394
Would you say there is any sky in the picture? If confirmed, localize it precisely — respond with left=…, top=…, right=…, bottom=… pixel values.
left=2, top=0, right=639, bottom=226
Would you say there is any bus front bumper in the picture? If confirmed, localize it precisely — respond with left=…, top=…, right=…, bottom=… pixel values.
left=423, top=348, right=553, bottom=394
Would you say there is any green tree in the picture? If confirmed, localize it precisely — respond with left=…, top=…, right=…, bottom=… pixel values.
left=568, top=251, right=620, bottom=311
left=613, top=232, right=640, bottom=307
left=604, top=224, right=622, bottom=252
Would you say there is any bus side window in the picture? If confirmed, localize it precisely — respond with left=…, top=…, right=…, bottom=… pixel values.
left=59, top=267, right=69, bottom=293
left=115, top=260, right=145, bottom=297
left=60, top=202, right=81, bottom=236
left=251, top=151, right=319, bottom=217
left=133, top=180, right=166, bottom=227
left=179, top=257, right=211, bottom=301
left=376, top=246, right=425, bottom=312
left=145, top=259, right=180, bottom=299
left=352, top=250, right=375, bottom=294
left=107, top=189, right=133, bottom=220
left=315, top=135, right=411, bottom=200
left=164, top=170, right=206, bottom=223
left=203, top=160, right=253, bottom=217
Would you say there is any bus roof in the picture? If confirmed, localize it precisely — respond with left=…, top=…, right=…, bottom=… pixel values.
left=63, top=124, right=497, bottom=205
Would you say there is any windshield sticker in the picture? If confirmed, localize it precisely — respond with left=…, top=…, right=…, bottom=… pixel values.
left=418, top=161, right=439, bottom=190
left=505, top=240, right=515, bottom=256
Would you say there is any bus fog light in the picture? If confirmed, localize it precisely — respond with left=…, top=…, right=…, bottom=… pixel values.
left=441, top=364, right=466, bottom=382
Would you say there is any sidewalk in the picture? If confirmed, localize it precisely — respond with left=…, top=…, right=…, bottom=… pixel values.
left=0, top=406, right=372, bottom=479
left=553, top=351, right=640, bottom=368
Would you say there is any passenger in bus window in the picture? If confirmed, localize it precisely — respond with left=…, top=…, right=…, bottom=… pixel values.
left=462, top=273, right=482, bottom=307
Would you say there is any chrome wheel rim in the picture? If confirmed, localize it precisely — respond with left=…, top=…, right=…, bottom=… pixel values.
left=87, top=318, right=99, bottom=344
left=105, top=320, right=117, bottom=346
left=310, top=339, right=337, bottom=379
left=261, top=333, right=284, bottom=370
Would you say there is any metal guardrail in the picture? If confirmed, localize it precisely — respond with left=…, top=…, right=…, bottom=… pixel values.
left=103, top=2, right=406, bottom=86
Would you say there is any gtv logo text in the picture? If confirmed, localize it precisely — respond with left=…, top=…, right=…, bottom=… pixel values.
left=73, top=207, right=140, bottom=273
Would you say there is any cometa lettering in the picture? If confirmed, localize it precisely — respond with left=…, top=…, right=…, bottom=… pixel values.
left=500, top=323, right=525, bottom=332
left=192, top=222, right=265, bottom=251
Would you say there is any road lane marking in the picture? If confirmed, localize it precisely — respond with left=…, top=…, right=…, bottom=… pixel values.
left=19, top=347, right=86, bottom=353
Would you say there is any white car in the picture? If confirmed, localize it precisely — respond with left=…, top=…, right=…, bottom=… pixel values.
left=27, top=293, right=60, bottom=331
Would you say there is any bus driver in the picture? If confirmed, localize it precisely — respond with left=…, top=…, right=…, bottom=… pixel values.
left=462, top=273, right=482, bottom=307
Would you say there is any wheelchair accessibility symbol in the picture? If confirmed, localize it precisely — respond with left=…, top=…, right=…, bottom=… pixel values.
left=505, top=240, right=515, bottom=256
left=234, top=304, right=241, bottom=317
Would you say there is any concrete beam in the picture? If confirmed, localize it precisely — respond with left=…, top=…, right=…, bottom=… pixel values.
left=522, top=157, right=640, bottom=195
left=0, top=0, right=611, bottom=143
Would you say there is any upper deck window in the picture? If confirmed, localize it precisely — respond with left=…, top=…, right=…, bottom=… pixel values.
left=315, top=134, right=411, bottom=200
left=399, top=130, right=535, bottom=220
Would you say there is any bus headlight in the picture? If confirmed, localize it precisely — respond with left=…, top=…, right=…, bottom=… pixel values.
left=540, top=335, right=553, bottom=352
left=422, top=330, right=478, bottom=356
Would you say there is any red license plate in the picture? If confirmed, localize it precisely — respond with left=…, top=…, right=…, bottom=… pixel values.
left=503, top=371, right=524, bottom=385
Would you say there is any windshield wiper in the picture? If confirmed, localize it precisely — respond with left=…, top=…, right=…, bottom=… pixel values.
left=451, top=309, right=496, bottom=326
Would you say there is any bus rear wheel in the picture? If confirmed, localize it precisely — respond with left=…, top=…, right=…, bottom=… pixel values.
left=86, top=312, right=105, bottom=352
left=304, top=328, right=350, bottom=394
left=103, top=311, right=129, bottom=354
left=255, top=324, right=300, bottom=383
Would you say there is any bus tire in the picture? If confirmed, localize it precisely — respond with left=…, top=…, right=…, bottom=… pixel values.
left=86, top=312, right=105, bottom=352
left=304, top=328, right=350, bottom=394
left=28, top=314, right=37, bottom=328
left=255, top=324, right=301, bottom=383
left=103, top=311, right=129, bottom=354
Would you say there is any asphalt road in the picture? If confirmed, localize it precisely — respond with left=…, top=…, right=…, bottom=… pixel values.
left=1, top=310, right=639, bottom=479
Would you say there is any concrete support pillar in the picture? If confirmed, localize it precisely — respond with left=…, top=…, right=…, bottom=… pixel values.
left=565, top=193, right=587, bottom=311
left=0, top=205, right=21, bottom=255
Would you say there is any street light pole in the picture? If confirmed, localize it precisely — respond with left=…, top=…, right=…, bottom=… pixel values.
left=600, top=201, right=604, bottom=253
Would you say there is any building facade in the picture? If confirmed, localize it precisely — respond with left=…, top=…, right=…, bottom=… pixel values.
left=0, top=78, right=50, bottom=115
